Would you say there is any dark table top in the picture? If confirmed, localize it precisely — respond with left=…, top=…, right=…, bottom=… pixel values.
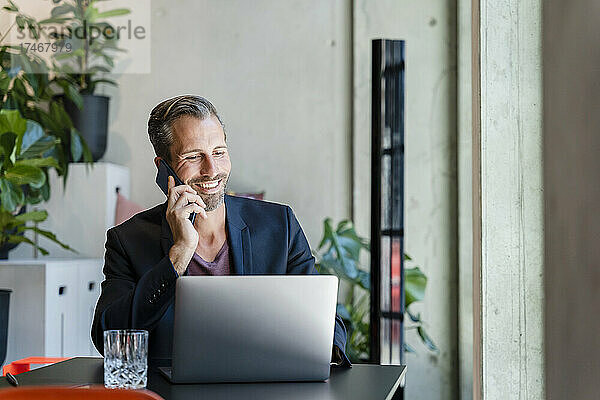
left=0, top=357, right=406, bottom=400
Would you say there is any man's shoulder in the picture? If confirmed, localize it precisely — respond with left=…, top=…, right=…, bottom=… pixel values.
left=226, top=195, right=290, bottom=218
left=225, top=195, right=296, bottom=230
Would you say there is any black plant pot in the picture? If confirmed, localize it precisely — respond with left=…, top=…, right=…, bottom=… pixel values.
left=62, top=94, right=110, bottom=161
left=0, top=242, right=19, bottom=260
left=0, top=205, right=27, bottom=260
left=0, top=289, right=10, bottom=366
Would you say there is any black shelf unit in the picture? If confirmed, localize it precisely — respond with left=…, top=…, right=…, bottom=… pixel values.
left=370, top=39, right=405, bottom=367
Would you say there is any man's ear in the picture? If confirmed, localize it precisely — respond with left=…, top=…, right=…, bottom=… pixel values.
left=154, top=156, right=162, bottom=169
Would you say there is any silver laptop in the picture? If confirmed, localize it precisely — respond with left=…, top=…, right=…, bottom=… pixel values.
left=159, top=275, right=339, bottom=383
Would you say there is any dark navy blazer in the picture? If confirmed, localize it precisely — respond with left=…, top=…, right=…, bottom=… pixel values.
left=92, top=195, right=351, bottom=366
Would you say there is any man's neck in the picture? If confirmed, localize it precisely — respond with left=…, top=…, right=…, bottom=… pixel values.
left=194, top=203, right=226, bottom=244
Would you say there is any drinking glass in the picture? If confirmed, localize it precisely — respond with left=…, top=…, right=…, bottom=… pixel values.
left=103, top=329, right=148, bottom=389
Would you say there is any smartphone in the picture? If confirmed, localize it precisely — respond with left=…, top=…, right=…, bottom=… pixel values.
left=155, top=159, right=196, bottom=224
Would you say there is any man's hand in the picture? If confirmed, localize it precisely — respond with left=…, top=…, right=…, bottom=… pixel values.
left=165, top=175, right=207, bottom=275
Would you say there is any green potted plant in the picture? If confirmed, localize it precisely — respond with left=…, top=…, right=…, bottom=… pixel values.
left=49, top=0, right=130, bottom=161
left=0, top=9, right=91, bottom=256
left=314, top=218, right=437, bottom=362
left=1, top=2, right=93, bottom=178
left=0, top=109, right=73, bottom=258
left=4, top=0, right=130, bottom=161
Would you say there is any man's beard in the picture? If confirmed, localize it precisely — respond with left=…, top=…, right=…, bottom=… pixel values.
left=189, top=174, right=229, bottom=212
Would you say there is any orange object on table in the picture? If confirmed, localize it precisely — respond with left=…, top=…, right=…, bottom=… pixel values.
left=2, top=357, right=70, bottom=376
left=0, top=386, right=164, bottom=399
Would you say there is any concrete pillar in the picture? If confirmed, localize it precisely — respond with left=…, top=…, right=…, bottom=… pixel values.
left=473, top=0, right=544, bottom=398
left=544, top=1, right=600, bottom=399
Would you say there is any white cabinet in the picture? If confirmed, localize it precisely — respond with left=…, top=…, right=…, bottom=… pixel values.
left=0, top=259, right=104, bottom=367
left=77, top=261, right=104, bottom=356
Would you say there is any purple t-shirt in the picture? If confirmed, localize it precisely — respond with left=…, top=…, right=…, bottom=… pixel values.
left=185, top=240, right=231, bottom=276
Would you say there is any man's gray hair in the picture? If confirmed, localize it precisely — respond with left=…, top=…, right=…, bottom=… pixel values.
left=147, top=95, right=225, bottom=162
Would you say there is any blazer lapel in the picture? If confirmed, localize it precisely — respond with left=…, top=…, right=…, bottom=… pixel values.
left=159, top=197, right=253, bottom=275
left=225, top=195, right=253, bottom=275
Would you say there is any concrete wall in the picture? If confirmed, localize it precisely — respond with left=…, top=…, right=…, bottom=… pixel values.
left=475, top=0, right=544, bottom=398
left=7, top=1, right=464, bottom=396
left=100, top=0, right=353, bottom=247
left=353, top=1, right=458, bottom=399
left=544, top=1, right=600, bottom=398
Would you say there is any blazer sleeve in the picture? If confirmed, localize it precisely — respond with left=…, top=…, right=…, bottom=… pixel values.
left=285, top=206, right=352, bottom=367
left=91, top=227, right=179, bottom=355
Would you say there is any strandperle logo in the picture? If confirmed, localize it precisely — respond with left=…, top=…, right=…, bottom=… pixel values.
left=14, top=19, right=147, bottom=42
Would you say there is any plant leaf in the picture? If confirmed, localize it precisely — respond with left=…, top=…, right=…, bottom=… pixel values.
left=0, top=132, right=17, bottom=166
left=321, top=251, right=359, bottom=280
left=25, top=226, right=76, bottom=252
left=15, top=15, right=25, bottom=30
left=2, top=2, right=17, bottom=12
left=70, top=127, right=83, bottom=162
left=102, top=55, right=114, bottom=68
left=406, top=308, right=421, bottom=323
left=337, top=219, right=369, bottom=249
left=49, top=101, right=73, bottom=129
left=318, top=252, right=342, bottom=276
left=51, top=3, right=75, bottom=18
left=337, top=235, right=362, bottom=260
left=317, top=218, right=334, bottom=250
left=95, top=8, right=130, bottom=19
left=14, top=209, right=48, bottom=223
left=54, top=50, right=82, bottom=61
left=20, top=136, right=58, bottom=159
left=0, top=71, right=11, bottom=93
left=6, top=234, right=49, bottom=255
left=405, top=266, right=427, bottom=307
left=82, top=62, right=107, bottom=72
left=17, top=120, right=44, bottom=157
left=417, top=326, right=438, bottom=352
left=64, top=83, right=83, bottom=110
left=15, top=157, right=59, bottom=169
left=5, top=164, right=46, bottom=188
left=0, top=178, right=24, bottom=212
left=90, top=78, right=117, bottom=87
left=24, top=187, right=44, bottom=205
left=404, top=342, right=416, bottom=354
left=0, top=109, right=27, bottom=136
left=336, top=304, right=352, bottom=322
left=339, top=257, right=359, bottom=279
left=81, top=138, right=93, bottom=163
left=40, top=179, right=50, bottom=201
left=0, top=209, right=17, bottom=230
left=357, top=269, right=370, bottom=291
left=38, top=16, right=70, bottom=24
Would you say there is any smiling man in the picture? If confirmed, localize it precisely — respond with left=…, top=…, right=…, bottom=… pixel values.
left=91, top=95, right=350, bottom=367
